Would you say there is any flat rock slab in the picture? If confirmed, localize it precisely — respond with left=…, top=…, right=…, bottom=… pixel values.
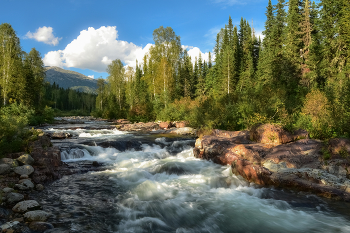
left=24, top=210, right=51, bottom=222
left=12, top=200, right=41, bottom=213
left=14, top=165, right=34, bottom=176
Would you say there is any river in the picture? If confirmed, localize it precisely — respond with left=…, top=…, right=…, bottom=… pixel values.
left=32, top=122, right=350, bottom=233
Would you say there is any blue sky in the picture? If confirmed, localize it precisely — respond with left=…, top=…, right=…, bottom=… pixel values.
left=1, top=0, right=271, bottom=79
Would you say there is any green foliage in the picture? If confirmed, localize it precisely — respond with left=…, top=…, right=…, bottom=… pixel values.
left=0, top=103, right=41, bottom=155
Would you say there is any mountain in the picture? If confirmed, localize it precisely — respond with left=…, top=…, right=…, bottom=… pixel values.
left=44, top=66, right=98, bottom=93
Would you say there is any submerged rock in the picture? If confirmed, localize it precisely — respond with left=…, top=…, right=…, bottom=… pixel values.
left=29, top=221, right=54, bottom=232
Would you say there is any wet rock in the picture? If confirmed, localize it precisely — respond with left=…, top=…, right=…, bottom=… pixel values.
left=24, top=210, right=51, bottom=222
left=50, top=132, right=71, bottom=139
left=92, top=161, right=100, bottom=167
left=29, top=222, right=54, bottom=232
left=16, top=154, right=34, bottom=165
left=15, top=179, right=34, bottom=190
left=12, top=200, right=41, bottom=213
left=36, top=184, right=44, bottom=191
left=1, top=221, right=20, bottom=231
left=13, top=165, right=34, bottom=176
left=3, top=187, right=14, bottom=193
left=0, top=164, right=11, bottom=175
left=0, top=158, right=19, bottom=168
left=6, top=192, right=24, bottom=204
left=118, top=122, right=160, bottom=132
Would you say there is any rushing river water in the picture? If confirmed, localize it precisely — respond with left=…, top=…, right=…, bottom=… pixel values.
left=32, top=123, right=350, bottom=233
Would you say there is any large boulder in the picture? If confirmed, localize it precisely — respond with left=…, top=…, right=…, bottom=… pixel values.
left=16, top=154, right=34, bottom=165
left=0, top=158, right=19, bottom=168
left=24, top=210, right=51, bottom=222
left=169, top=127, right=196, bottom=135
left=159, top=121, right=172, bottom=129
left=13, top=165, right=34, bottom=176
left=12, top=200, right=41, bottom=213
left=250, top=124, right=308, bottom=145
left=50, top=132, right=71, bottom=139
left=328, top=138, right=350, bottom=158
left=0, top=164, right=11, bottom=175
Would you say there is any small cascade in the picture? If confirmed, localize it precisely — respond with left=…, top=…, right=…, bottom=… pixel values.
left=61, top=148, right=91, bottom=160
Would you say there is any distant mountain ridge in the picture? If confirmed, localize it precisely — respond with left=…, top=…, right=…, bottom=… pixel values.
left=44, top=66, right=98, bottom=93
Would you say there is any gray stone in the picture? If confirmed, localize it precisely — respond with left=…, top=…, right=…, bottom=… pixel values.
left=20, top=174, right=29, bottom=179
left=263, top=160, right=288, bottom=172
left=2, top=187, right=14, bottom=193
left=24, top=210, right=51, bottom=222
left=1, top=221, right=20, bottom=231
left=6, top=192, right=24, bottom=204
left=17, top=154, right=34, bottom=165
left=36, top=184, right=45, bottom=191
left=13, top=165, right=34, bottom=176
left=0, top=158, right=19, bottom=167
left=15, top=179, right=34, bottom=190
left=0, top=164, right=11, bottom=175
left=12, top=200, right=41, bottom=213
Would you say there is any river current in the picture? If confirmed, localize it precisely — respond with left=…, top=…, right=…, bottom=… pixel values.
left=33, top=122, right=350, bottom=233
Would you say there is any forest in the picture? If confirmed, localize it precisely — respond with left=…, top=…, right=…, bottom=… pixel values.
left=94, top=0, right=350, bottom=139
left=0, top=0, right=350, bottom=155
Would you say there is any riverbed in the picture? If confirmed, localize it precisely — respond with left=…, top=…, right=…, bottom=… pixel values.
left=32, top=122, right=350, bottom=233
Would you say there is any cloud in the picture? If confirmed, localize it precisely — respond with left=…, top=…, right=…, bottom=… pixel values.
left=187, top=47, right=215, bottom=65
left=211, top=0, right=246, bottom=6
left=43, top=26, right=152, bottom=72
left=26, top=26, right=61, bottom=46
left=88, top=75, right=94, bottom=79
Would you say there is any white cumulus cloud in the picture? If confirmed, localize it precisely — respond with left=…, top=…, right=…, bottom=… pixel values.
left=43, top=26, right=152, bottom=72
left=26, top=26, right=61, bottom=46
left=88, top=75, right=94, bottom=79
left=187, top=47, right=214, bottom=65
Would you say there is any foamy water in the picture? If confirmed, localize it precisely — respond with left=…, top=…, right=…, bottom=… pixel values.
left=44, top=126, right=350, bottom=232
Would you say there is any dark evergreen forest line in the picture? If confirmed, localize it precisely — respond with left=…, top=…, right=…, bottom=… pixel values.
left=95, top=0, right=350, bottom=139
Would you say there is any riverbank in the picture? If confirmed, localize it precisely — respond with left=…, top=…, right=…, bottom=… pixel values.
left=194, top=124, right=350, bottom=202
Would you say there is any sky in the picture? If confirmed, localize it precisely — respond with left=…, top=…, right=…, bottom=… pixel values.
left=0, top=0, right=271, bottom=79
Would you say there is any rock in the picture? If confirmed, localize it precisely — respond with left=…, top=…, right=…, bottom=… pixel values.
left=29, top=222, right=54, bottom=232
left=92, top=161, right=100, bottom=167
left=12, top=200, right=41, bottom=213
left=0, top=164, right=11, bottom=175
left=159, top=121, right=172, bottom=129
left=20, top=175, right=28, bottom=179
left=0, top=158, right=19, bottom=168
left=175, top=121, right=189, bottom=128
left=328, top=138, right=350, bottom=158
left=15, top=179, right=34, bottom=190
left=13, top=165, right=34, bottom=176
left=1, top=221, right=20, bottom=231
left=169, top=127, right=196, bottom=135
left=24, top=210, right=51, bottom=222
left=16, top=154, right=34, bottom=165
left=36, top=184, right=44, bottom=191
left=6, top=192, right=24, bottom=204
left=2, top=187, right=14, bottom=193
left=50, top=132, right=71, bottom=139
left=250, top=124, right=291, bottom=145
left=115, top=119, right=131, bottom=124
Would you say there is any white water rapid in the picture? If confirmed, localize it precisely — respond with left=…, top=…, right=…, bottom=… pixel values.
left=40, top=125, right=350, bottom=233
